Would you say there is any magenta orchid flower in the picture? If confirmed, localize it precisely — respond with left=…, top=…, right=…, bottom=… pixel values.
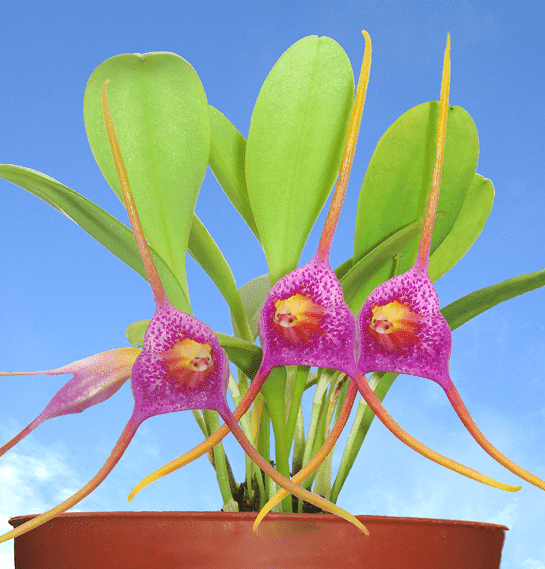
left=0, top=80, right=365, bottom=545
left=132, top=33, right=518, bottom=530
left=356, top=35, right=545, bottom=493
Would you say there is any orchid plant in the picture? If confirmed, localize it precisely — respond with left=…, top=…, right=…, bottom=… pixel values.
left=1, top=31, right=545, bottom=544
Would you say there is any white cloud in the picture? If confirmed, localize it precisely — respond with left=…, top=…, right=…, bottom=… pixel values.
left=486, top=499, right=518, bottom=528
left=0, top=413, right=179, bottom=565
left=521, top=561, right=545, bottom=569
left=0, top=447, right=80, bottom=512
left=0, top=436, right=83, bottom=565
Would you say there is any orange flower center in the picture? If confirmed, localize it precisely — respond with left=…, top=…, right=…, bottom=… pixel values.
left=162, top=339, right=213, bottom=388
left=369, top=301, right=421, bottom=351
left=273, top=294, right=325, bottom=342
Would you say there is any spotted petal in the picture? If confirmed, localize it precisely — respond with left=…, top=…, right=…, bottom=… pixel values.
left=258, top=258, right=357, bottom=372
left=357, top=266, right=451, bottom=387
left=131, top=299, right=229, bottom=422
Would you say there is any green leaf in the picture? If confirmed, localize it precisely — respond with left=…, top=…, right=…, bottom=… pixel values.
left=338, top=174, right=493, bottom=314
left=429, top=174, right=494, bottom=281
left=339, top=217, right=427, bottom=312
left=231, top=274, right=271, bottom=340
left=188, top=215, right=253, bottom=342
left=83, top=52, right=211, bottom=298
left=209, top=106, right=259, bottom=241
left=352, top=102, right=479, bottom=309
left=333, top=258, right=353, bottom=282
left=442, top=269, right=545, bottom=331
left=125, top=320, right=149, bottom=348
left=246, top=36, right=355, bottom=284
left=0, top=165, right=190, bottom=312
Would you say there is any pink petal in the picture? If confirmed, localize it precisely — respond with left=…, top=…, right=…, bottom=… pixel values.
left=0, top=347, right=139, bottom=457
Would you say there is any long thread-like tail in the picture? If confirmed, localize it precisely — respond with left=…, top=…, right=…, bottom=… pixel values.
left=351, top=372, right=520, bottom=492
left=444, top=381, right=545, bottom=490
left=315, top=30, right=372, bottom=263
left=414, top=33, right=450, bottom=273
left=102, top=80, right=166, bottom=306
left=0, top=419, right=42, bottom=459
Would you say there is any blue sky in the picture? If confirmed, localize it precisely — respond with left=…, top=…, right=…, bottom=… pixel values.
left=1, top=1, right=544, bottom=567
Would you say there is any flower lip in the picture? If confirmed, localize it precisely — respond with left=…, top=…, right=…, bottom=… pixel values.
left=274, top=293, right=324, bottom=327
left=162, top=338, right=213, bottom=372
left=370, top=301, right=421, bottom=334
left=369, top=300, right=422, bottom=350
left=161, top=338, right=214, bottom=389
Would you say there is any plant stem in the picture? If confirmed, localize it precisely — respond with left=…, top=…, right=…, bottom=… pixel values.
left=191, top=409, right=209, bottom=438
left=300, top=369, right=334, bottom=491
left=202, top=409, right=234, bottom=506
left=258, top=402, right=271, bottom=509
left=330, top=372, right=397, bottom=503
left=285, top=366, right=310, bottom=446
left=261, top=367, right=292, bottom=512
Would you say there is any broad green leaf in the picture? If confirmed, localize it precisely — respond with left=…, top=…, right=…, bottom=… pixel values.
left=429, top=174, right=494, bottom=281
left=188, top=215, right=253, bottom=342
left=230, top=274, right=271, bottom=340
left=339, top=217, right=428, bottom=312
left=442, top=269, right=545, bottom=331
left=125, top=319, right=262, bottom=378
left=246, top=36, right=355, bottom=284
left=334, top=258, right=353, bottom=282
left=83, top=52, right=211, bottom=298
left=352, top=102, right=478, bottom=309
left=209, top=106, right=259, bottom=242
left=0, top=165, right=190, bottom=312
left=339, top=173, right=492, bottom=313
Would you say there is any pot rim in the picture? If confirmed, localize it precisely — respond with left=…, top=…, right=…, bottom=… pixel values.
left=9, top=510, right=509, bottom=531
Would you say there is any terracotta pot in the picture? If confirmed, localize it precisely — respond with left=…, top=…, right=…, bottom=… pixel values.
left=9, top=511, right=507, bottom=568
